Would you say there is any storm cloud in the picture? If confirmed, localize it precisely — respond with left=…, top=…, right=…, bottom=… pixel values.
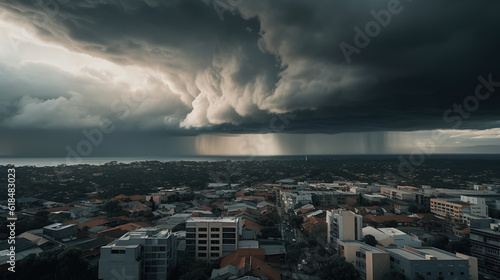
left=0, top=0, right=499, bottom=156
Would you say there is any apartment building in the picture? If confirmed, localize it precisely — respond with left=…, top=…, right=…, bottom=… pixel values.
left=326, top=209, right=363, bottom=247
left=430, top=198, right=471, bottom=222
left=470, top=227, right=500, bottom=279
left=186, top=217, right=241, bottom=261
left=337, top=241, right=476, bottom=280
left=281, top=192, right=312, bottom=211
left=98, top=227, right=177, bottom=280
left=337, top=240, right=390, bottom=280
left=380, top=187, right=417, bottom=201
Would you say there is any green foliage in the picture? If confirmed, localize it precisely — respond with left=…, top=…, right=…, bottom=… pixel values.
left=382, top=269, right=407, bottom=280
left=261, top=226, right=281, bottom=239
left=257, top=209, right=280, bottom=227
left=364, top=234, right=377, bottom=246
left=289, top=215, right=304, bottom=229
left=7, top=248, right=97, bottom=280
left=447, top=237, right=470, bottom=255
left=429, top=234, right=449, bottom=250
left=102, top=200, right=124, bottom=216
left=318, top=255, right=360, bottom=280
left=285, top=243, right=302, bottom=265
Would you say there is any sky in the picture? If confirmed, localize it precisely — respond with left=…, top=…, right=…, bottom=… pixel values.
left=0, top=0, right=499, bottom=158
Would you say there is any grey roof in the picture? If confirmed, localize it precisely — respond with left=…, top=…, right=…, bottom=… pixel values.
left=260, top=244, right=285, bottom=255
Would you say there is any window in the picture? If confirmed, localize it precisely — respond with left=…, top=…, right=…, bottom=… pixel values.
left=211, top=228, right=220, bottom=232
left=186, top=240, right=195, bottom=244
left=199, top=240, right=207, bottom=244
left=186, top=227, right=196, bottom=232
left=186, top=233, right=195, bottom=239
left=199, top=234, right=207, bottom=238
left=211, top=246, right=220, bottom=251
left=198, top=253, right=206, bottom=257
left=460, top=272, right=465, bottom=275
left=111, top=250, right=125, bottom=254
left=449, top=272, right=454, bottom=276
left=223, top=227, right=236, bottom=232
left=211, top=240, right=220, bottom=244
left=223, top=233, right=236, bottom=238
left=426, top=272, right=431, bottom=276
left=210, top=253, right=220, bottom=257
left=198, top=246, right=207, bottom=251
left=198, top=227, right=207, bottom=232
left=223, top=239, right=236, bottom=244
left=211, top=234, right=220, bottom=238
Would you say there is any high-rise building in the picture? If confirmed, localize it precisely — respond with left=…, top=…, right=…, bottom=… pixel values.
left=326, top=209, right=362, bottom=247
left=98, top=227, right=177, bottom=280
left=186, top=217, right=241, bottom=261
left=470, top=227, right=500, bottom=279
left=337, top=240, right=390, bottom=280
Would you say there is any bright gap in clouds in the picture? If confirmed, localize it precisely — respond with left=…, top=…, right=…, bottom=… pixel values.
left=195, top=129, right=500, bottom=156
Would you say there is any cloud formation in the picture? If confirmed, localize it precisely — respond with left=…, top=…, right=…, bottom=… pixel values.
left=0, top=0, right=499, bottom=147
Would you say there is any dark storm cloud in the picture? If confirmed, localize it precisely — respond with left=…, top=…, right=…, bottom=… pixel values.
left=0, top=0, right=499, bottom=136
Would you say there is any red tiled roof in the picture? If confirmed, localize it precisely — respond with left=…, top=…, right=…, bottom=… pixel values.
left=242, top=218, right=263, bottom=235
left=47, top=205, right=74, bottom=213
left=78, top=219, right=110, bottom=230
left=220, top=249, right=280, bottom=280
left=363, top=214, right=414, bottom=224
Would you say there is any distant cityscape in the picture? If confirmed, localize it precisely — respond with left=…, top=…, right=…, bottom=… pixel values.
left=1, top=157, right=499, bottom=280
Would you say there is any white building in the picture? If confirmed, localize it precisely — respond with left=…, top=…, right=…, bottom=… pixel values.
left=186, top=217, right=241, bottom=261
left=326, top=209, right=363, bottom=248
left=461, top=195, right=488, bottom=217
left=362, top=226, right=422, bottom=247
left=98, top=227, right=177, bottom=280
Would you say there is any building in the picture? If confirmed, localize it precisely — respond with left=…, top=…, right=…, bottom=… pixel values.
left=337, top=240, right=390, bottom=280
left=326, top=209, right=363, bottom=247
left=430, top=198, right=471, bottom=222
left=386, top=246, right=473, bottom=280
left=186, top=217, right=241, bottom=261
left=43, top=223, right=78, bottom=241
left=470, top=227, right=500, bottom=279
left=461, top=195, right=488, bottom=217
left=281, top=192, right=312, bottom=211
left=98, top=227, right=177, bottom=280
left=362, top=226, right=422, bottom=247
left=380, top=187, right=416, bottom=201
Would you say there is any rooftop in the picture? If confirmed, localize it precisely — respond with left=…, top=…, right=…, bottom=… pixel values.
left=187, top=217, right=239, bottom=223
left=386, top=246, right=462, bottom=261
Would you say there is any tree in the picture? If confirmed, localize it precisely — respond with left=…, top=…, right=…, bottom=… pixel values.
left=261, top=226, right=281, bottom=239
left=290, top=215, right=304, bottom=229
left=447, top=237, right=470, bottom=255
left=285, top=243, right=301, bottom=265
left=318, top=255, right=360, bottom=280
left=102, top=200, right=124, bottom=216
left=364, top=234, right=377, bottom=246
left=429, top=234, right=449, bottom=250
left=382, top=269, right=407, bottom=280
